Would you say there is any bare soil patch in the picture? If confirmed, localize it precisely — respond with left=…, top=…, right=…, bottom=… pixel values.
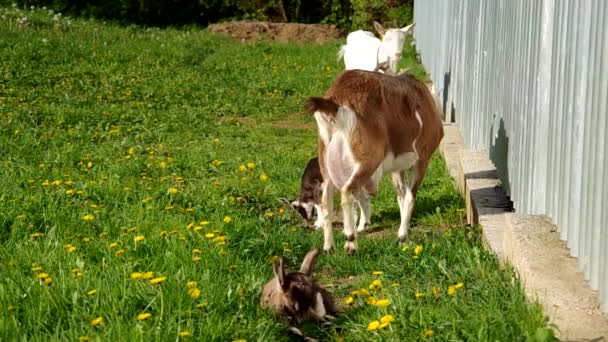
left=208, top=21, right=342, bottom=43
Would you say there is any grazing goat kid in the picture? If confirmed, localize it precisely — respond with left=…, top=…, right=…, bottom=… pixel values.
left=278, top=157, right=372, bottom=232
left=306, top=70, right=444, bottom=254
left=261, top=248, right=336, bottom=340
left=338, top=21, right=415, bottom=74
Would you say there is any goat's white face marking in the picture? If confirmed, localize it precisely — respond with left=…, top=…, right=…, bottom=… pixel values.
left=380, top=29, right=407, bottom=73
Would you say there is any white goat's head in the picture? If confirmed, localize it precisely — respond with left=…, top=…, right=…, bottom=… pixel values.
left=374, top=21, right=415, bottom=73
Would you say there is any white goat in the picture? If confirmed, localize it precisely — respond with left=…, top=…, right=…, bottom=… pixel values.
left=338, top=21, right=415, bottom=74
left=305, top=70, right=444, bottom=254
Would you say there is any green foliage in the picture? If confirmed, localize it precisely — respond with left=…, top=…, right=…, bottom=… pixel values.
left=0, top=5, right=553, bottom=341
left=1, top=0, right=412, bottom=30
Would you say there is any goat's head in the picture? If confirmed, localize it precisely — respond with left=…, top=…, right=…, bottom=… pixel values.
left=374, top=21, right=415, bottom=73
left=272, top=249, right=320, bottom=318
left=278, top=197, right=315, bottom=222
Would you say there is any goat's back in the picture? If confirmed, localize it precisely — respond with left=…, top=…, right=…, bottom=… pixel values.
left=324, top=70, right=444, bottom=161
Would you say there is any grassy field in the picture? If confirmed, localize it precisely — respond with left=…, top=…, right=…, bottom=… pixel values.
left=0, top=5, right=554, bottom=341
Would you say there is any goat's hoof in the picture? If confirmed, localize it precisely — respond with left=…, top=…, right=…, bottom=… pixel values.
left=344, top=241, right=357, bottom=255
left=356, top=223, right=370, bottom=233
left=323, top=245, right=335, bottom=254
left=324, top=314, right=337, bottom=322
left=398, top=236, right=408, bottom=246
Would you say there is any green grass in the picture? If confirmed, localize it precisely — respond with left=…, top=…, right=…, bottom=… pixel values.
left=0, top=5, right=553, bottom=341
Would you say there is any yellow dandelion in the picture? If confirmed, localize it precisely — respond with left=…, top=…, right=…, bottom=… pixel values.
left=372, top=271, right=383, bottom=276
left=367, top=297, right=377, bottom=305
left=30, top=232, right=44, bottom=238
left=360, top=288, right=370, bottom=296
left=65, top=189, right=75, bottom=195
left=455, top=282, right=464, bottom=289
left=42, top=180, right=50, bottom=187
left=192, top=248, right=201, bottom=254
left=79, top=336, right=91, bottom=342
left=350, top=290, right=360, bottom=298
left=432, top=286, right=439, bottom=297
left=259, top=173, right=268, bottom=182
left=247, top=162, right=255, bottom=170
left=344, top=297, right=354, bottom=305
left=90, top=317, right=103, bottom=327
left=142, top=272, right=154, bottom=279
left=134, top=235, right=145, bottom=242
left=51, top=180, right=62, bottom=186
left=131, top=272, right=144, bottom=280
left=142, top=197, right=153, bottom=203
left=159, top=161, right=167, bottom=168
left=414, top=245, right=423, bottom=255
left=178, top=330, right=190, bottom=337
left=223, top=216, right=232, bottom=223
left=87, top=289, right=97, bottom=296
left=43, top=277, right=53, bottom=286
left=239, top=165, right=247, bottom=172
left=149, top=276, right=167, bottom=285
left=136, top=313, right=152, bottom=321
left=31, top=266, right=43, bottom=272
left=233, top=340, right=247, bottom=342
left=369, top=279, right=382, bottom=290
left=378, top=321, right=390, bottom=329
left=210, top=160, right=222, bottom=167
left=192, top=256, right=201, bottom=262
left=115, top=249, right=125, bottom=256
left=424, top=329, right=434, bottom=337
left=82, top=214, right=95, bottom=222
left=212, top=138, right=220, bottom=143
left=391, top=283, right=401, bottom=288
left=447, top=285, right=456, bottom=296
left=367, top=320, right=380, bottom=331
left=167, top=187, right=178, bottom=195
left=99, top=232, right=108, bottom=238
left=375, top=298, right=391, bottom=307
left=186, top=281, right=197, bottom=288
left=380, top=314, right=395, bottom=324
left=196, top=302, right=208, bottom=309
left=110, top=242, right=119, bottom=248
left=402, top=245, right=409, bottom=252
left=415, top=292, right=425, bottom=299
left=36, top=272, right=49, bottom=280
left=64, top=244, right=77, bottom=253
left=188, top=287, right=201, bottom=298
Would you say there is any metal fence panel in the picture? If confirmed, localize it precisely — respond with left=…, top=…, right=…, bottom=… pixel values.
left=414, top=0, right=608, bottom=312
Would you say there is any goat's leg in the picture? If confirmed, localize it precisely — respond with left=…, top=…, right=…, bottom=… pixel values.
left=393, top=169, right=417, bottom=244
left=313, top=204, right=324, bottom=230
left=321, top=181, right=335, bottom=252
left=355, top=192, right=371, bottom=232
left=341, top=190, right=357, bottom=255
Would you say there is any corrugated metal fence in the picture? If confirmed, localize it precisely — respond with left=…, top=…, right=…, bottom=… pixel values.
left=413, top=0, right=608, bottom=311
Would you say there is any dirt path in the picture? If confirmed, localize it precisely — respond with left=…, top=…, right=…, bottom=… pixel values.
left=208, top=21, right=342, bottom=43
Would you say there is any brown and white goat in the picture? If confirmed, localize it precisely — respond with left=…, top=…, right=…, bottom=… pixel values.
left=278, top=157, right=372, bottom=232
left=305, top=70, right=444, bottom=254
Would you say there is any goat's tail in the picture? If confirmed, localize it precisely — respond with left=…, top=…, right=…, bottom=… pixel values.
left=336, top=45, right=347, bottom=62
left=305, top=97, right=339, bottom=118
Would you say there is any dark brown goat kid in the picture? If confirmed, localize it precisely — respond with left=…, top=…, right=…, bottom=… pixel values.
left=260, top=248, right=336, bottom=340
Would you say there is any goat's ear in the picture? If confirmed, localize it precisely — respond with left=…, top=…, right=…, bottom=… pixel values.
left=401, top=22, right=415, bottom=35
left=305, top=97, right=338, bottom=117
left=373, top=21, right=385, bottom=36
left=299, top=248, right=320, bottom=276
left=273, top=257, right=286, bottom=287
